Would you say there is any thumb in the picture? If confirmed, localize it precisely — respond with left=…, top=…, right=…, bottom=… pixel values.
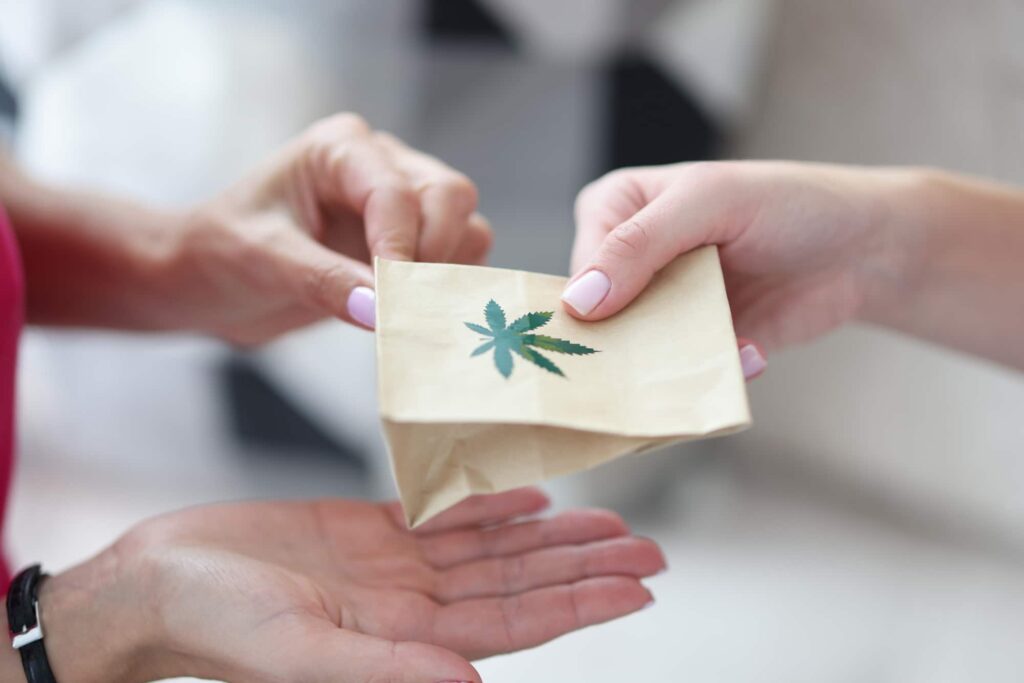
left=561, top=191, right=702, bottom=321
left=305, top=631, right=481, bottom=683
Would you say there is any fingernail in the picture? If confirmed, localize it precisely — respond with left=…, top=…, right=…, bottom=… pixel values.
left=640, top=598, right=656, bottom=611
left=739, top=343, right=767, bottom=379
left=347, top=286, right=376, bottom=329
left=561, top=270, right=611, bottom=316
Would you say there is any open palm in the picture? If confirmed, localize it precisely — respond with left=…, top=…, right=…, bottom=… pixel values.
left=124, top=488, right=664, bottom=683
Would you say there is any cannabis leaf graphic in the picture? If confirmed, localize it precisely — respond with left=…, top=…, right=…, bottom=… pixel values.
left=465, top=299, right=598, bottom=379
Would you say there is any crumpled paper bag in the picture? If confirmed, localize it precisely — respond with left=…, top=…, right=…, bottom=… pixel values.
left=375, top=246, right=751, bottom=526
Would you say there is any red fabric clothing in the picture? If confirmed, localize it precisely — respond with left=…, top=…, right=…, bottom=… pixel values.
left=0, top=202, right=23, bottom=586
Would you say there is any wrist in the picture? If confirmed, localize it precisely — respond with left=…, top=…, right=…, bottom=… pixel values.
left=133, top=205, right=206, bottom=332
left=34, top=550, right=164, bottom=683
left=852, top=166, right=937, bottom=326
left=146, top=201, right=247, bottom=337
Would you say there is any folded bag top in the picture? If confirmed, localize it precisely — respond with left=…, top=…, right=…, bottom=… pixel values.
left=376, top=246, right=751, bottom=526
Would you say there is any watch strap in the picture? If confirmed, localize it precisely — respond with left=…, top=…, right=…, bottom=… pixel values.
left=7, top=565, right=58, bottom=683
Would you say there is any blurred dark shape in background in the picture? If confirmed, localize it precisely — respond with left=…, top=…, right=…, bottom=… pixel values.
left=425, top=0, right=721, bottom=171
left=0, top=67, right=18, bottom=145
left=604, top=54, right=719, bottom=168
left=0, top=76, right=16, bottom=124
left=424, top=0, right=516, bottom=47
left=221, top=356, right=367, bottom=475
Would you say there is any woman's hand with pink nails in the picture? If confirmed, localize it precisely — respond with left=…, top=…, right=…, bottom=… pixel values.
left=737, top=338, right=767, bottom=380
left=164, top=113, right=492, bottom=342
left=565, top=161, right=932, bottom=369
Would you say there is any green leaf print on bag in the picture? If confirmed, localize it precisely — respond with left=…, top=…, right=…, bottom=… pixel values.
left=464, top=300, right=598, bottom=378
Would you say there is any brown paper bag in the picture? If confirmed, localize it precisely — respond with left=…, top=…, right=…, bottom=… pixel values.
left=375, top=246, right=751, bottom=526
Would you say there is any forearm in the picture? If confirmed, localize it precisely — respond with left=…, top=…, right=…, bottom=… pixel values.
left=863, top=170, right=1024, bottom=369
left=0, top=156, right=185, bottom=330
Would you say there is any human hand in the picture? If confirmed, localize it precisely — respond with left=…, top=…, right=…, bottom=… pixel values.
left=164, top=113, right=491, bottom=343
left=32, top=489, right=664, bottom=683
left=563, top=162, right=926, bottom=375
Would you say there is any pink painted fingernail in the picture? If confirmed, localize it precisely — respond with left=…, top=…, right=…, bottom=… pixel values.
left=347, top=286, right=376, bottom=329
left=739, top=343, right=767, bottom=379
left=561, top=270, right=611, bottom=316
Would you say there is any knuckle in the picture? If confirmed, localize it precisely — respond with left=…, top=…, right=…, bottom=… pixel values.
left=423, top=175, right=479, bottom=215
left=574, top=178, right=606, bottom=212
left=372, top=130, right=404, bottom=148
left=446, top=174, right=480, bottom=206
left=183, top=205, right=232, bottom=248
left=369, top=230, right=415, bottom=258
left=371, top=180, right=418, bottom=207
left=303, top=261, right=349, bottom=308
left=605, top=218, right=652, bottom=260
left=299, top=115, right=372, bottom=169
left=472, top=220, right=494, bottom=252
left=673, top=160, right=742, bottom=197
left=601, top=167, right=635, bottom=187
left=307, top=112, right=371, bottom=140
left=300, top=134, right=354, bottom=184
left=332, top=111, right=371, bottom=133
left=579, top=168, right=630, bottom=196
left=470, top=211, right=492, bottom=231
left=593, top=509, right=628, bottom=533
left=574, top=168, right=637, bottom=218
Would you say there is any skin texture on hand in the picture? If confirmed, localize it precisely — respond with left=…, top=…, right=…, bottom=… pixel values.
left=566, top=161, right=1024, bottom=370
left=1, top=113, right=492, bottom=342
left=172, top=114, right=493, bottom=342
left=25, top=489, right=664, bottom=683
left=565, top=161, right=919, bottom=353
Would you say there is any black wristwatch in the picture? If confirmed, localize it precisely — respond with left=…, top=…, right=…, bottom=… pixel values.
left=6, top=565, right=58, bottom=683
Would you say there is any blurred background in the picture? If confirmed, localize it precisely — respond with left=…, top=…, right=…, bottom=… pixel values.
left=2, top=0, right=1024, bottom=681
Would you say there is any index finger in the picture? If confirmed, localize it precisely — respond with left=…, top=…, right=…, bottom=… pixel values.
left=570, top=166, right=678, bottom=273
left=343, top=141, right=421, bottom=262
left=306, top=132, right=420, bottom=261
